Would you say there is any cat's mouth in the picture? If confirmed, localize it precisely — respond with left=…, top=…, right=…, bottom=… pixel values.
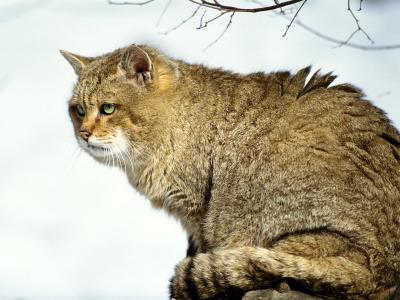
left=77, top=131, right=130, bottom=161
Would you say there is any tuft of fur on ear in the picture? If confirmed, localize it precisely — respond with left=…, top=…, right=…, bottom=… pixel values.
left=60, top=50, right=92, bottom=75
left=119, top=45, right=153, bottom=86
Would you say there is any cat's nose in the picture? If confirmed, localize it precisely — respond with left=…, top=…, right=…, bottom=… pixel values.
left=79, top=129, right=92, bottom=141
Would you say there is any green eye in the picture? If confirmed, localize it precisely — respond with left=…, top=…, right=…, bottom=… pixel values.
left=76, top=104, right=85, bottom=117
left=101, top=103, right=115, bottom=115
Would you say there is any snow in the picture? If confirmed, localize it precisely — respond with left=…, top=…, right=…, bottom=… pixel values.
left=0, top=0, right=398, bottom=299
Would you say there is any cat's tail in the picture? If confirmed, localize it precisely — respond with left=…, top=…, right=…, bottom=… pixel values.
left=169, top=246, right=377, bottom=300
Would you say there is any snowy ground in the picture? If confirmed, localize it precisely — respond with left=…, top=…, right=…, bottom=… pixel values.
left=0, top=0, right=399, bottom=299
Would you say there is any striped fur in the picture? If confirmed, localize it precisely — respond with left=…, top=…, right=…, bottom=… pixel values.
left=170, top=247, right=377, bottom=300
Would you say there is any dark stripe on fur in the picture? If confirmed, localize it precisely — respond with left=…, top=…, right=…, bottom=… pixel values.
left=184, top=258, right=200, bottom=300
left=218, top=286, right=245, bottom=300
left=168, top=276, right=175, bottom=299
left=200, top=159, right=214, bottom=251
left=392, top=147, right=400, bottom=161
left=186, top=235, right=197, bottom=257
left=380, top=132, right=400, bottom=148
left=209, top=252, right=222, bottom=293
left=204, top=159, right=214, bottom=204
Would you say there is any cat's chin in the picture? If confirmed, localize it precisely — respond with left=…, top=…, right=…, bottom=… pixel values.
left=87, top=145, right=108, bottom=158
left=77, top=138, right=108, bottom=158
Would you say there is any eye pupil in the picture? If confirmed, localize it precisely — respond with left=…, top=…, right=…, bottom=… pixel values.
left=102, top=103, right=115, bottom=115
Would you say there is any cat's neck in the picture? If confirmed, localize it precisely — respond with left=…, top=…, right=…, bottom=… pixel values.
left=123, top=61, right=240, bottom=224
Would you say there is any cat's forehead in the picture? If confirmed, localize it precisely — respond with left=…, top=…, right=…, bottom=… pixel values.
left=82, top=48, right=124, bottom=75
left=73, top=75, right=114, bottom=105
left=80, top=58, right=118, bottom=82
left=76, top=58, right=123, bottom=91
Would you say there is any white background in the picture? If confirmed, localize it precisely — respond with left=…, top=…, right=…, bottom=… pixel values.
left=0, top=0, right=399, bottom=299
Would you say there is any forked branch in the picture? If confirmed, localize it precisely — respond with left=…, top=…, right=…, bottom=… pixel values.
left=107, top=0, right=400, bottom=51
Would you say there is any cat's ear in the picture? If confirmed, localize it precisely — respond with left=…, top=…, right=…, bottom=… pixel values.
left=118, top=45, right=153, bottom=86
left=60, top=50, right=92, bottom=75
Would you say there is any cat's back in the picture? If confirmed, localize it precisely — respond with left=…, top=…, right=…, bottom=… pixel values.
left=210, top=68, right=400, bottom=278
left=216, top=68, right=399, bottom=190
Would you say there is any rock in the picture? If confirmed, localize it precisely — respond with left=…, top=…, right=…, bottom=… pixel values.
left=242, top=289, right=323, bottom=300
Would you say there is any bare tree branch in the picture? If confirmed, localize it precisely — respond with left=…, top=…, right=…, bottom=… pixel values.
left=107, top=0, right=400, bottom=51
left=187, top=0, right=304, bottom=13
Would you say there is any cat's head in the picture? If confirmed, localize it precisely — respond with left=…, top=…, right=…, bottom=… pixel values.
left=61, top=45, right=178, bottom=167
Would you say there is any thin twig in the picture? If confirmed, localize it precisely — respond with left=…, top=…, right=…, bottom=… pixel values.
left=273, top=0, right=285, bottom=14
left=293, top=19, right=400, bottom=50
left=197, top=11, right=227, bottom=29
left=156, top=0, right=173, bottom=27
left=282, top=0, right=307, bottom=37
left=269, top=0, right=400, bottom=51
left=159, top=4, right=201, bottom=34
left=107, top=0, right=156, bottom=5
left=198, top=10, right=207, bottom=28
left=358, top=0, right=363, bottom=11
left=204, top=12, right=235, bottom=51
left=342, top=0, right=374, bottom=47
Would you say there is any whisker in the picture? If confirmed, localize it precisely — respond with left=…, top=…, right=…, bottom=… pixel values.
left=115, top=144, right=127, bottom=173
left=103, top=146, right=107, bottom=164
left=113, top=144, right=122, bottom=170
left=110, top=146, right=115, bottom=168
left=126, top=140, right=140, bottom=170
left=126, top=149, right=135, bottom=171
left=106, top=146, right=111, bottom=167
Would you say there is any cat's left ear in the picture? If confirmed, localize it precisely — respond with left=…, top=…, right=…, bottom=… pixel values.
left=60, top=50, right=92, bottom=75
left=118, top=45, right=153, bottom=86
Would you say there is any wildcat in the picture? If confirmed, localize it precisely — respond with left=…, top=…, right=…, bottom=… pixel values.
left=61, top=44, right=400, bottom=299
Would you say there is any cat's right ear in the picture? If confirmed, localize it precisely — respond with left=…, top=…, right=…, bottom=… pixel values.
left=60, top=50, right=92, bottom=75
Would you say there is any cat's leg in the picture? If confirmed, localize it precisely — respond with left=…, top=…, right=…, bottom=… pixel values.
left=169, top=246, right=376, bottom=300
